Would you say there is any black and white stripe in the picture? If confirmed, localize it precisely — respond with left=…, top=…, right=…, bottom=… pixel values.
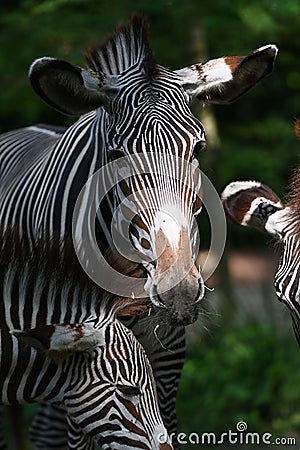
left=0, top=229, right=172, bottom=450
left=274, top=220, right=300, bottom=315
left=0, top=14, right=277, bottom=448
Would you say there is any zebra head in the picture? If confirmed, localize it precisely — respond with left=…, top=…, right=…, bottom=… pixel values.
left=12, top=315, right=174, bottom=449
left=28, top=15, right=277, bottom=326
left=221, top=176, right=300, bottom=342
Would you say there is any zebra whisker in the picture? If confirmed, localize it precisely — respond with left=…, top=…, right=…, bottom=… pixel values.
left=204, top=284, right=215, bottom=292
left=153, top=324, right=175, bottom=353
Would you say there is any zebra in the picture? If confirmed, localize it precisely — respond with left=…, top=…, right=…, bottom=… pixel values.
left=29, top=323, right=186, bottom=450
left=0, top=15, right=278, bottom=324
left=0, top=14, right=277, bottom=447
left=221, top=120, right=300, bottom=345
left=0, top=227, right=173, bottom=450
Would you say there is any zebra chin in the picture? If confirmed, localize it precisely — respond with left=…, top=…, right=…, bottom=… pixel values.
left=149, top=272, right=205, bottom=326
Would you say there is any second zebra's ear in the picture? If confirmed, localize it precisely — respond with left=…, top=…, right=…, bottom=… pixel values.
left=29, top=57, right=118, bottom=116
left=11, top=323, right=104, bottom=361
left=176, top=44, right=277, bottom=104
left=221, top=180, right=287, bottom=237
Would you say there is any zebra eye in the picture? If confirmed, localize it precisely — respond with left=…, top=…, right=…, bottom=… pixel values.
left=109, top=148, right=124, bottom=160
left=193, top=140, right=206, bottom=156
left=116, top=384, right=141, bottom=397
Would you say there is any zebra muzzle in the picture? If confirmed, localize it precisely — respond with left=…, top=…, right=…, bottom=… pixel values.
left=149, top=270, right=205, bottom=326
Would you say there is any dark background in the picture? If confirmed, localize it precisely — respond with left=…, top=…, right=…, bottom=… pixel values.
left=1, top=0, right=300, bottom=448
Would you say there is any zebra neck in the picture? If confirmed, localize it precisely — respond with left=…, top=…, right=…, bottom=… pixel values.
left=37, top=111, right=109, bottom=240
left=1, top=227, right=149, bottom=327
left=0, top=227, right=107, bottom=328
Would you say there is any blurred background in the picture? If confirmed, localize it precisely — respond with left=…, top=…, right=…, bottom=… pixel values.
left=1, top=0, right=300, bottom=448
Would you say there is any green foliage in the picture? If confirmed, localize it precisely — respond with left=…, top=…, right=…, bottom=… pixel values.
left=177, top=321, right=300, bottom=448
left=1, top=0, right=299, bottom=207
left=216, top=115, right=298, bottom=199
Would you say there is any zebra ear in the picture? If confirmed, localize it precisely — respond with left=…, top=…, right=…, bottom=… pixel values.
left=176, top=44, right=278, bottom=104
left=11, top=323, right=103, bottom=358
left=29, top=57, right=115, bottom=116
left=221, top=180, right=286, bottom=237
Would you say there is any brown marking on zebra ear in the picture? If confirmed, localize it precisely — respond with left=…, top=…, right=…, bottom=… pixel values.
left=11, top=326, right=56, bottom=352
left=221, top=188, right=263, bottom=225
left=11, top=323, right=103, bottom=362
left=222, top=181, right=283, bottom=229
left=223, top=56, right=245, bottom=73
left=208, top=45, right=278, bottom=104
left=221, top=183, right=258, bottom=225
left=11, top=326, right=73, bottom=363
left=177, top=44, right=277, bottom=104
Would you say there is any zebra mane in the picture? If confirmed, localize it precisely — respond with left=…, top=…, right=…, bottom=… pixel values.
left=0, top=226, right=149, bottom=319
left=287, top=166, right=300, bottom=229
left=0, top=226, right=100, bottom=300
left=85, top=14, right=157, bottom=79
left=287, top=120, right=300, bottom=233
